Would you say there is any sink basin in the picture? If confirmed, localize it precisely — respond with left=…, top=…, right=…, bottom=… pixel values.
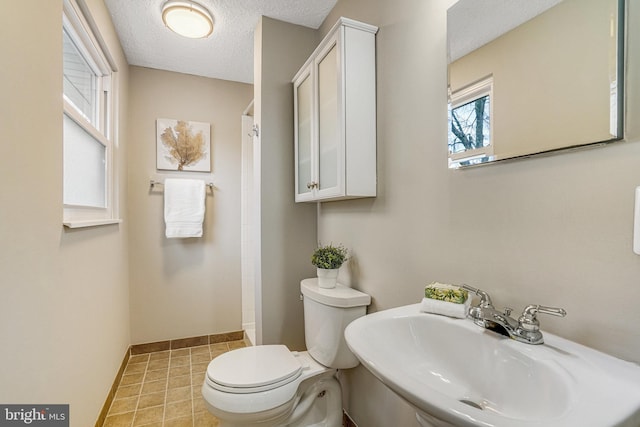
left=345, top=303, right=640, bottom=427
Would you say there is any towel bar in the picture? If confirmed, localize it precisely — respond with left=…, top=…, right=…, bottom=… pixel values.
left=150, top=179, right=214, bottom=189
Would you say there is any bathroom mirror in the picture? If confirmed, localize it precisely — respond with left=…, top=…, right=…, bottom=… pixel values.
left=447, top=0, right=625, bottom=168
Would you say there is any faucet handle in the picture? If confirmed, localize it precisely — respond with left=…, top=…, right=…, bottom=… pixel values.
left=518, top=305, right=567, bottom=332
left=522, top=304, right=567, bottom=318
left=461, top=285, right=494, bottom=308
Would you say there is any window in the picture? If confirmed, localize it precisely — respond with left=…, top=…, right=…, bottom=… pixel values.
left=63, top=0, right=119, bottom=227
left=448, top=76, right=493, bottom=168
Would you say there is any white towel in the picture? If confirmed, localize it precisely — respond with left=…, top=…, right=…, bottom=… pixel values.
left=420, top=297, right=471, bottom=319
left=164, top=178, right=206, bottom=238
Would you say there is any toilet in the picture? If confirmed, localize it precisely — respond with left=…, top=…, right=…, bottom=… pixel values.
left=201, top=278, right=371, bottom=426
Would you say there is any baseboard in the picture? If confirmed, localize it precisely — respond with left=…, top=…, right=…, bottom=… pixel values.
left=130, top=330, right=244, bottom=355
left=343, top=410, right=358, bottom=427
left=95, top=348, right=129, bottom=427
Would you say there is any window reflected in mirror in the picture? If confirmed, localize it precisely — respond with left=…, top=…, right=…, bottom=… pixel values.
left=448, top=76, right=493, bottom=167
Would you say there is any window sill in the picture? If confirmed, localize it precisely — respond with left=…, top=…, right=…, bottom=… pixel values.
left=63, top=219, right=122, bottom=229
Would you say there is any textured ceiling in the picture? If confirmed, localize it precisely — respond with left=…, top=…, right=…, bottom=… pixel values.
left=104, top=0, right=337, bottom=83
left=448, top=0, right=562, bottom=62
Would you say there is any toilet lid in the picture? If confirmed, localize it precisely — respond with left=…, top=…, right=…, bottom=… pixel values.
left=206, top=345, right=303, bottom=394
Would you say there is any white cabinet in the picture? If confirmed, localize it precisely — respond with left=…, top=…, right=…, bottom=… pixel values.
left=293, top=18, right=378, bottom=203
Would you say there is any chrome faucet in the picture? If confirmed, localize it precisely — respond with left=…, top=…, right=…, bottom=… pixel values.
left=461, top=285, right=566, bottom=345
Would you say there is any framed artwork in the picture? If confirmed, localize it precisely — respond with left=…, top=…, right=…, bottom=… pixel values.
left=156, top=118, right=211, bottom=172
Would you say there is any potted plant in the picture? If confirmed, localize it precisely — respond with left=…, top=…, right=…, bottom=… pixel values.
left=311, top=244, right=348, bottom=288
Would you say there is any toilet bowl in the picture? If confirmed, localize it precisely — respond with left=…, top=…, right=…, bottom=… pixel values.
left=201, top=279, right=371, bottom=427
left=202, top=347, right=340, bottom=426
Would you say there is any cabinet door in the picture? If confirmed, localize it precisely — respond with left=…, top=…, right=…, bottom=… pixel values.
left=316, top=38, right=343, bottom=199
left=294, top=68, right=315, bottom=201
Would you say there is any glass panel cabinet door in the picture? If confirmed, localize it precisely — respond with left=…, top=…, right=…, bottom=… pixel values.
left=317, top=43, right=339, bottom=192
left=296, top=72, right=313, bottom=198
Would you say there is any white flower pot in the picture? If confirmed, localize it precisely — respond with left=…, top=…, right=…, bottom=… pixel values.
left=317, top=268, right=339, bottom=288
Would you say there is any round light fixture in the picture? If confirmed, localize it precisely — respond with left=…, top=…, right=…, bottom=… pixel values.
left=162, top=1, right=214, bottom=39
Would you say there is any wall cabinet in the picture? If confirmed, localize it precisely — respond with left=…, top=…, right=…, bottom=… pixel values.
left=293, top=18, right=378, bottom=203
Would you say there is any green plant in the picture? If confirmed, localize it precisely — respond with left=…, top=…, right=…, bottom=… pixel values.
left=311, top=244, right=348, bottom=269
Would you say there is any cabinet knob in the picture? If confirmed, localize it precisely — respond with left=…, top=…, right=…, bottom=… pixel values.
left=306, top=181, right=318, bottom=189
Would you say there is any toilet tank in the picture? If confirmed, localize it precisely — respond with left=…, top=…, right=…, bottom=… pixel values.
left=300, top=278, right=371, bottom=369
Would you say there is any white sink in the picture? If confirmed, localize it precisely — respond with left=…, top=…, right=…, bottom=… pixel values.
left=345, top=303, right=640, bottom=427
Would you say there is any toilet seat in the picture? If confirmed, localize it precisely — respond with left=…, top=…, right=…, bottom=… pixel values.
left=206, top=345, right=303, bottom=394
left=202, top=349, right=335, bottom=416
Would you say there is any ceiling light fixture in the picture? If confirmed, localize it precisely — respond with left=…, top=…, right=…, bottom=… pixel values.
left=162, top=1, right=214, bottom=39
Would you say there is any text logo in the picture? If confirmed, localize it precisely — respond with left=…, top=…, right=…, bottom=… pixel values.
left=0, top=405, right=68, bottom=426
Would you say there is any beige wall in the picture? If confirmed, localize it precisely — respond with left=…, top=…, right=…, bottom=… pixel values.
left=0, top=0, right=131, bottom=425
left=127, top=67, right=252, bottom=344
left=450, top=0, right=615, bottom=158
left=253, top=17, right=318, bottom=349
left=318, top=0, right=640, bottom=424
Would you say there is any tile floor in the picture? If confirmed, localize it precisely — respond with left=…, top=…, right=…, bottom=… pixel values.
left=102, top=340, right=247, bottom=427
